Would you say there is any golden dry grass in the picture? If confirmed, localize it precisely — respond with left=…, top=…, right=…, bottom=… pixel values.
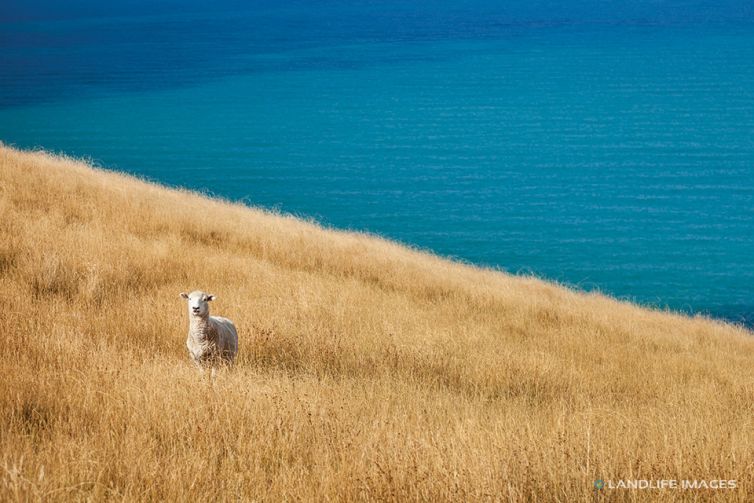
left=1, top=144, right=753, bottom=502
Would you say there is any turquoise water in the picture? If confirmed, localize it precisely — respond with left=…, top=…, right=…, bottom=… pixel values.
left=1, top=3, right=753, bottom=324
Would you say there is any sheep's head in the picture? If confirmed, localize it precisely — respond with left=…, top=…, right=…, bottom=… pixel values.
left=180, top=290, right=215, bottom=317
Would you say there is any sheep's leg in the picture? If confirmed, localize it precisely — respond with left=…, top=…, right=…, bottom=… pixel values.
left=192, top=358, right=204, bottom=374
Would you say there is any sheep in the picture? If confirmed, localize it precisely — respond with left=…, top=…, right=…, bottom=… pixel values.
left=180, top=290, right=238, bottom=375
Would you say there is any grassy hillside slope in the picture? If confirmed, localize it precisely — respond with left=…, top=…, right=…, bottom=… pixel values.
left=1, top=144, right=753, bottom=501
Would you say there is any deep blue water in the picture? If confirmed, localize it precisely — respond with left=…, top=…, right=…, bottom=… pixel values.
left=2, top=2, right=753, bottom=324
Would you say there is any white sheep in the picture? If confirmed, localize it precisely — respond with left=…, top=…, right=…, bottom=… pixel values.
left=180, top=290, right=238, bottom=374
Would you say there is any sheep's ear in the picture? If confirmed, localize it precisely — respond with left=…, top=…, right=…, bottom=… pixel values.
left=180, top=292, right=189, bottom=299
left=207, top=295, right=216, bottom=301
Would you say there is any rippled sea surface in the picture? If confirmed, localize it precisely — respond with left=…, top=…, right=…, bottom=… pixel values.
left=1, top=2, right=753, bottom=324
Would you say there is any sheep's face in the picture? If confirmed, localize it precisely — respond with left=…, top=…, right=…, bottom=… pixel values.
left=180, top=290, right=215, bottom=317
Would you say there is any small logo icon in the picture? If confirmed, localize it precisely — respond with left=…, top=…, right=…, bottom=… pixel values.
left=594, top=479, right=605, bottom=490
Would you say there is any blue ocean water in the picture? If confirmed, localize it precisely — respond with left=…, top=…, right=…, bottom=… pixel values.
left=1, top=2, right=753, bottom=324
